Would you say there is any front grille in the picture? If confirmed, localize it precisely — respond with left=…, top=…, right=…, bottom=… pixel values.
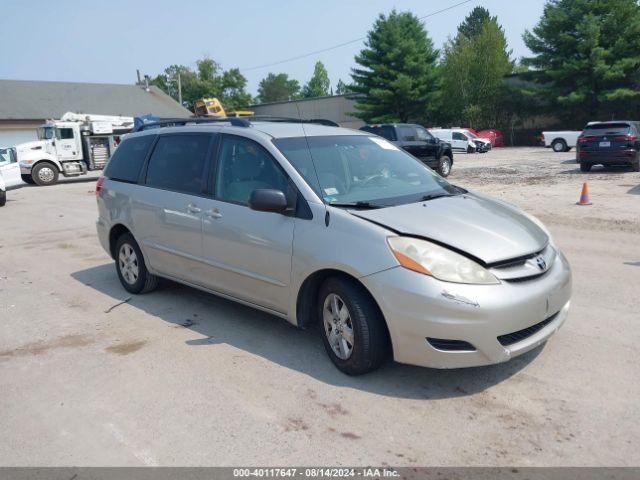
left=427, top=338, right=476, bottom=351
left=497, top=312, right=558, bottom=346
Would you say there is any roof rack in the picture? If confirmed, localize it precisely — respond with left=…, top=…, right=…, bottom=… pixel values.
left=132, top=115, right=340, bottom=133
left=132, top=116, right=250, bottom=132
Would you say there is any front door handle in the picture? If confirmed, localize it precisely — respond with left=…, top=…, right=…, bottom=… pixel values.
left=187, top=203, right=201, bottom=214
left=205, top=208, right=222, bottom=219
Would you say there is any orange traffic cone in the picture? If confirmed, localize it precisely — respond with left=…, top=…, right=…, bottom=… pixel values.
left=577, top=182, right=592, bottom=205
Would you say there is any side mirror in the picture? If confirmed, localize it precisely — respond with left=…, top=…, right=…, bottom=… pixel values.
left=248, top=189, right=288, bottom=213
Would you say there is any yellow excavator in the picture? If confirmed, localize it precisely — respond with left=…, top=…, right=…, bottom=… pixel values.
left=193, top=98, right=253, bottom=118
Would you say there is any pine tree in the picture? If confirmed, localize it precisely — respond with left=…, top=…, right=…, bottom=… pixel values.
left=523, top=0, right=640, bottom=125
left=350, top=10, right=439, bottom=123
left=302, top=61, right=330, bottom=98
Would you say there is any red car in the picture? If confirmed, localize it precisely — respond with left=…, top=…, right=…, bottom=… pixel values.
left=477, top=129, right=505, bottom=147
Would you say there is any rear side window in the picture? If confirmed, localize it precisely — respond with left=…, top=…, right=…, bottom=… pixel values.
left=145, top=134, right=212, bottom=195
left=104, top=134, right=155, bottom=183
left=583, top=123, right=631, bottom=136
left=360, top=126, right=397, bottom=141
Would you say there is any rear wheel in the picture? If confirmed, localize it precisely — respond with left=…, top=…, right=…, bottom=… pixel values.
left=32, top=162, right=59, bottom=186
left=436, top=155, right=452, bottom=177
left=580, top=162, right=592, bottom=172
left=0, top=190, right=5, bottom=207
left=631, top=156, right=640, bottom=172
left=552, top=139, right=567, bottom=153
left=318, top=277, right=389, bottom=375
left=115, top=233, right=158, bottom=294
left=21, top=174, right=35, bottom=184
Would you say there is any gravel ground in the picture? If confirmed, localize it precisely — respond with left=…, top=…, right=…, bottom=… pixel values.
left=0, top=147, right=638, bottom=466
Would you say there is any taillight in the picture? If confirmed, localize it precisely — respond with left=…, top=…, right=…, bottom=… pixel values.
left=578, top=136, right=596, bottom=143
left=95, top=176, right=105, bottom=195
left=613, top=135, right=638, bottom=141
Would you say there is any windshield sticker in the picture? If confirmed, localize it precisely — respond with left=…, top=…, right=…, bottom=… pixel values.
left=369, top=137, right=398, bottom=150
left=324, top=187, right=339, bottom=196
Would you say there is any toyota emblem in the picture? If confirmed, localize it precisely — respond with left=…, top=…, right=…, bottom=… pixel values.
left=536, top=257, right=547, bottom=270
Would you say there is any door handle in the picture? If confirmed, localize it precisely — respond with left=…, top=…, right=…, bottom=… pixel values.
left=187, top=203, right=201, bottom=214
left=204, top=208, right=222, bottom=219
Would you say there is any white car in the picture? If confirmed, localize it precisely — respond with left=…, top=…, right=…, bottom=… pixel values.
left=0, top=170, right=6, bottom=207
left=0, top=147, right=22, bottom=187
left=430, top=128, right=477, bottom=153
left=542, top=130, right=582, bottom=152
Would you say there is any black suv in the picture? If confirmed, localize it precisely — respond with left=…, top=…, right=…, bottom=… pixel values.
left=577, top=121, right=640, bottom=172
left=360, top=123, right=454, bottom=177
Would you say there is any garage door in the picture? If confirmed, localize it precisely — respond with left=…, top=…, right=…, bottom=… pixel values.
left=0, top=129, right=37, bottom=147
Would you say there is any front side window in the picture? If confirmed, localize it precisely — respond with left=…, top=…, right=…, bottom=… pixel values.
left=56, top=128, right=74, bottom=140
left=452, top=132, right=467, bottom=141
left=398, top=126, right=416, bottom=141
left=146, top=134, right=211, bottom=194
left=274, top=135, right=457, bottom=207
left=215, top=135, right=291, bottom=205
left=416, top=127, right=434, bottom=142
left=360, top=126, right=397, bottom=141
left=0, top=148, right=16, bottom=165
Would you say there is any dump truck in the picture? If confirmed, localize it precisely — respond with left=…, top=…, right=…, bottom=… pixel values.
left=16, top=112, right=134, bottom=186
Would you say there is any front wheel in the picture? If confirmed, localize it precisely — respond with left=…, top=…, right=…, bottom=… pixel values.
left=115, top=233, right=159, bottom=294
left=318, top=277, right=389, bottom=375
left=436, top=155, right=452, bottom=177
left=32, top=162, right=59, bottom=186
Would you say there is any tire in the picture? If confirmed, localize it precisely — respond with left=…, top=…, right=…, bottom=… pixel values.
left=631, top=156, right=640, bottom=172
left=436, top=155, right=452, bottom=177
left=32, top=162, right=59, bottom=186
left=580, top=162, right=592, bottom=172
left=115, top=233, right=159, bottom=294
left=552, top=139, right=567, bottom=153
left=0, top=190, right=5, bottom=207
left=318, top=276, right=389, bottom=375
left=21, top=174, right=35, bottom=184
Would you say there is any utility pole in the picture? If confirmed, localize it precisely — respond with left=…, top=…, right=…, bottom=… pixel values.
left=177, top=73, right=182, bottom=105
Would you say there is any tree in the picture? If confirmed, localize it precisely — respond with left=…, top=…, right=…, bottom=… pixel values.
left=335, top=79, right=349, bottom=95
left=148, top=56, right=252, bottom=111
left=302, top=61, right=331, bottom=98
left=523, top=0, right=640, bottom=126
left=351, top=10, right=440, bottom=122
left=439, top=10, right=512, bottom=127
left=457, top=6, right=494, bottom=39
left=256, top=73, right=300, bottom=103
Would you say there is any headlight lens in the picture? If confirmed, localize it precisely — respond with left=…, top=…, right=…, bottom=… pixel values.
left=387, top=237, right=499, bottom=285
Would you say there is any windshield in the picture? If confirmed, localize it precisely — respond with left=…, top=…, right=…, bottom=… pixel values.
left=37, top=126, right=55, bottom=140
left=465, top=131, right=478, bottom=139
left=273, top=135, right=458, bottom=207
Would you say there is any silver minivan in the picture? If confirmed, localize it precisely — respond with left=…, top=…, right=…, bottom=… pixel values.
left=96, top=119, right=572, bottom=375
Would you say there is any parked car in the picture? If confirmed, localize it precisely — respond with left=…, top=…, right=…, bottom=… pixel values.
left=576, top=121, right=640, bottom=172
left=96, top=118, right=572, bottom=375
left=462, top=129, right=492, bottom=153
left=430, top=128, right=478, bottom=153
left=0, top=147, right=22, bottom=187
left=0, top=170, right=6, bottom=207
left=477, top=129, right=505, bottom=147
left=359, top=123, right=454, bottom=177
left=542, top=130, right=582, bottom=152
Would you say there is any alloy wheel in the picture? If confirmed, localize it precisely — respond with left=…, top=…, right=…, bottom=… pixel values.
left=118, top=243, right=139, bottom=285
left=323, top=293, right=354, bottom=360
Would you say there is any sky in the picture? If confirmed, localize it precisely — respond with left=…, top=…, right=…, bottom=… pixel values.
left=0, top=0, right=547, bottom=96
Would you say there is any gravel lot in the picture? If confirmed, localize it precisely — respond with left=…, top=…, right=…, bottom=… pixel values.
left=0, top=147, right=638, bottom=466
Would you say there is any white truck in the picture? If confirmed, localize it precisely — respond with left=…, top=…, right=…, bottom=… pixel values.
left=542, top=130, right=582, bottom=152
left=15, top=112, right=134, bottom=186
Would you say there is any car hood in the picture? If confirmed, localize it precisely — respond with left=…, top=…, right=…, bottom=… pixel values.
left=350, top=193, right=548, bottom=264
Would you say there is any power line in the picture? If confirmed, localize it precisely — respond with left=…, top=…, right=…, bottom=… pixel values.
left=239, top=0, right=473, bottom=72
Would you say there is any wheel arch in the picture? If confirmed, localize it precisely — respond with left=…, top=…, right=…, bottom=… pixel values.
left=108, top=223, right=132, bottom=259
left=32, top=158, right=62, bottom=172
left=295, top=268, right=390, bottom=340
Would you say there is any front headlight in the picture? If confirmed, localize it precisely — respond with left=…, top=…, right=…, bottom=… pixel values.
left=387, top=237, right=499, bottom=285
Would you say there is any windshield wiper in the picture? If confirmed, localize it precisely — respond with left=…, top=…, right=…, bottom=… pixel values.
left=420, top=192, right=454, bottom=202
left=328, top=201, right=384, bottom=209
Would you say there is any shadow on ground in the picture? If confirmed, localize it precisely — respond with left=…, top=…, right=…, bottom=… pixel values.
left=71, top=263, right=543, bottom=400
